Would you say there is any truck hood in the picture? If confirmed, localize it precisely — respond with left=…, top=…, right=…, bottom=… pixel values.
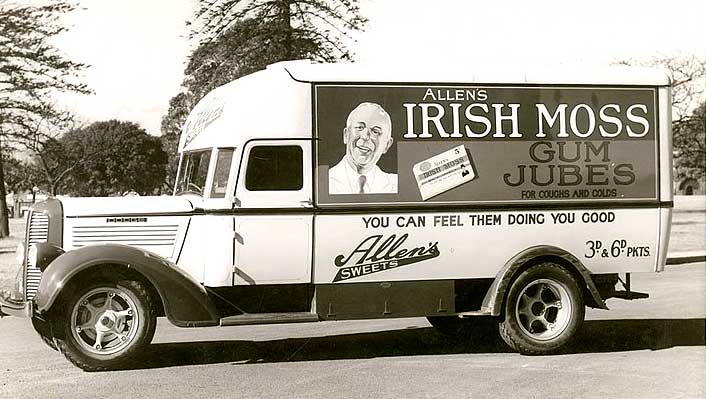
left=59, top=196, right=195, bottom=217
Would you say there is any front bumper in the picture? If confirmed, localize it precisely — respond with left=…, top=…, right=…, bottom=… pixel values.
left=0, top=296, right=32, bottom=318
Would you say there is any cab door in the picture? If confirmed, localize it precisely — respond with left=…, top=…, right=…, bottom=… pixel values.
left=233, top=139, right=313, bottom=285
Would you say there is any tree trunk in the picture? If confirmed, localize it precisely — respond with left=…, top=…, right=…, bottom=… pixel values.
left=279, top=0, right=292, bottom=60
left=0, top=147, right=10, bottom=238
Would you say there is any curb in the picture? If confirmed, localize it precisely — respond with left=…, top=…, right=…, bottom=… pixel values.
left=666, top=251, right=706, bottom=265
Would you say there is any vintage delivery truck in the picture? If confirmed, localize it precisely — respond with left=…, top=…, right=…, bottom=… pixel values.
left=1, top=60, right=673, bottom=371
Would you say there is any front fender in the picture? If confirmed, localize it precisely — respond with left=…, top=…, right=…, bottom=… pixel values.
left=34, top=244, right=220, bottom=327
left=481, top=245, right=607, bottom=316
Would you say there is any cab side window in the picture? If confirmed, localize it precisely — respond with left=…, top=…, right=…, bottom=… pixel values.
left=245, top=145, right=303, bottom=191
left=210, top=148, right=235, bottom=198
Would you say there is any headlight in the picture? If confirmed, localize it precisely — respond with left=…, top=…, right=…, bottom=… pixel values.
left=12, top=266, right=24, bottom=301
left=27, top=244, right=37, bottom=269
left=11, top=243, right=25, bottom=300
left=15, top=242, right=24, bottom=266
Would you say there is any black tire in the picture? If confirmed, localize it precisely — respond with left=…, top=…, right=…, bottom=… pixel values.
left=499, top=262, right=584, bottom=355
left=40, top=334, right=58, bottom=351
left=31, top=316, right=58, bottom=352
left=427, top=316, right=471, bottom=336
left=55, top=279, right=157, bottom=371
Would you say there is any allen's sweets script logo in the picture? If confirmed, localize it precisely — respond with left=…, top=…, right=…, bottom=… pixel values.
left=333, top=234, right=440, bottom=282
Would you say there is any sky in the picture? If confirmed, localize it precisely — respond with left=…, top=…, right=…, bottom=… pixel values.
left=52, top=0, right=706, bottom=136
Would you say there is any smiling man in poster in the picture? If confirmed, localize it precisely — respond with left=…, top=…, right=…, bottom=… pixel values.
left=329, top=102, right=398, bottom=194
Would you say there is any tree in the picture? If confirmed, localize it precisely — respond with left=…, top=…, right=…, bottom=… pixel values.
left=161, top=0, right=367, bottom=188
left=16, top=113, right=85, bottom=195
left=1, top=152, right=42, bottom=194
left=617, top=55, right=706, bottom=181
left=160, top=92, right=194, bottom=192
left=0, top=1, right=89, bottom=236
left=56, top=120, right=168, bottom=197
left=673, top=101, right=705, bottom=180
left=658, top=56, right=706, bottom=181
left=191, top=0, right=366, bottom=58
left=27, top=136, right=75, bottom=195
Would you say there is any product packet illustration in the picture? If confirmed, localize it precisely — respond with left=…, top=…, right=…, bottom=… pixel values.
left=413, top=145, right=475, bottom=200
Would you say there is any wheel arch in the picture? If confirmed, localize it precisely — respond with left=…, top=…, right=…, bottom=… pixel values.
left=481, top=245, right=607, bottom=316
left=34, top=244, right=220, bottom=327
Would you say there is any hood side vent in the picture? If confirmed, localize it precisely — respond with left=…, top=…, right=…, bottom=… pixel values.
left=70, top=224, right=179, bottom=255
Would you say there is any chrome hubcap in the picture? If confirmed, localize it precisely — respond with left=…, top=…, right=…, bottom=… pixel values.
left=70, top=287, right=139, bottom=355
left=515, top=279, right=572, bottom=341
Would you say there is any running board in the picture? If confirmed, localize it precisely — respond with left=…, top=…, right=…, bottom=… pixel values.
left=220, top=312, right=320, bottom=326
left=611, top=290, right=649, bottom=300
left=458, top=310, right=492, bottom=317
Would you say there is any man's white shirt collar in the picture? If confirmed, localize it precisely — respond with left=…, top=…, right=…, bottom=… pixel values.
left=343, top=159, right=381, bottom=194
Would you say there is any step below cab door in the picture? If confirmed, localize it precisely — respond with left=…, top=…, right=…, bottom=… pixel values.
left=232, top=139, right=313, bottom=285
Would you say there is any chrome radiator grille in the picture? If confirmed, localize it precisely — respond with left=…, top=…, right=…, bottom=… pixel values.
left=25, top=212, right=49, bottom=300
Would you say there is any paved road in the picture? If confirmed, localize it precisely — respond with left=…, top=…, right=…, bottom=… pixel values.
left=1, top=263, right=704, bottom=399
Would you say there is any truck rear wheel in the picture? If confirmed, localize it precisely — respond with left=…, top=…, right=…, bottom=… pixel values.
left=499, top=262, right=584, bottom=354
left=56, top=279, right=157, bottom=371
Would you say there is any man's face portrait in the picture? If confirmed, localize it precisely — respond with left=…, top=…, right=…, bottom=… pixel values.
left=343, top=103, right=393, bottom=170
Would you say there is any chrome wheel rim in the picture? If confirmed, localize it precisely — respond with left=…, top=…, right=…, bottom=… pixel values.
left=515, top=278, right=572, bottom=341
left=70, top=287, right=140, bottom=355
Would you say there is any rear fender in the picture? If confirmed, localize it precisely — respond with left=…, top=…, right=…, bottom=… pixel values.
left=34, top=244, right=220, bottom=327
left=481, top=245, right=607, bottom=316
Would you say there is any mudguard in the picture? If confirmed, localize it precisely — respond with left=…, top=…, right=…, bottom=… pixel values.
left=34, top=244, right=220, bottom=327
left=481, top=245, right=607, bottom=316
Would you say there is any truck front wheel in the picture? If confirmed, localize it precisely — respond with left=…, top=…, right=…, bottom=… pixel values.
left=499, top=262, right=584, bottom=354
left=56, top=279, right=157, bottom=371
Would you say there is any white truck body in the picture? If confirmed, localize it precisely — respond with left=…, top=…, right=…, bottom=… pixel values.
left=2, top=60, right=673, bottom=370
left=169, top=61, right=672, bottom=288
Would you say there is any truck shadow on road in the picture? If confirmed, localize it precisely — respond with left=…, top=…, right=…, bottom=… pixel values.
left=136, top=318, right=705, bottom=370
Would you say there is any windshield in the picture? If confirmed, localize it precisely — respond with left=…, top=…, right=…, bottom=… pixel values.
left=175, top=150, right=211, bottom=195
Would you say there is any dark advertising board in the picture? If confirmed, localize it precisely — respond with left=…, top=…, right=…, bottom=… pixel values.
left=314, top=84, right=658, bottom=205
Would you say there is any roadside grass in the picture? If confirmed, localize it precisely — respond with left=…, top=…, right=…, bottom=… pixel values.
left=674, top=195, right=706, bottom=212
left=0, top=197, right=703, bottom=294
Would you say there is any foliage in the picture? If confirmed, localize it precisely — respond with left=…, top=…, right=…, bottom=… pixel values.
left=0, top=0, right=89, bottom=236
left=673, top=101, right=705, bottom=180
left=18, top=115, right=79, bottom=195
left=28, top=135, right=74, bottom=195
left=659, top=56, right=706, bottom=181
left=659, top=55, right=706, bottom=124
left=161, top=0, right=367, bottom=187
left=191, top=0, right=366, bottom=59
left=160, top=132, right=181, bottom=193
left=160, top=93, right=193, bottom=191
left=1, top=152, right=42, bottom=194
left=618, top=55, right=706, bottom=181
left=0, top=1, right=89, bottom=140
left=56, top=120, right=168, bottom=197
left=658, top=56, right=706, bottom=181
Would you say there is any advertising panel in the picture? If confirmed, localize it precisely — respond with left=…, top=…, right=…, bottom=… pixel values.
left=314, top=208, right=659, bottom=284
left=314, top=85, right=658, bottom=205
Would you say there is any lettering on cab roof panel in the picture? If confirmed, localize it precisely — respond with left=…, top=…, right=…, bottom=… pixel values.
left=314, top=85, right=658, bottom=205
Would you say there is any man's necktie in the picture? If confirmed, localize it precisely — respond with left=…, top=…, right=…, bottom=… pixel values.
left=358, top=175, right=366, bottom=194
